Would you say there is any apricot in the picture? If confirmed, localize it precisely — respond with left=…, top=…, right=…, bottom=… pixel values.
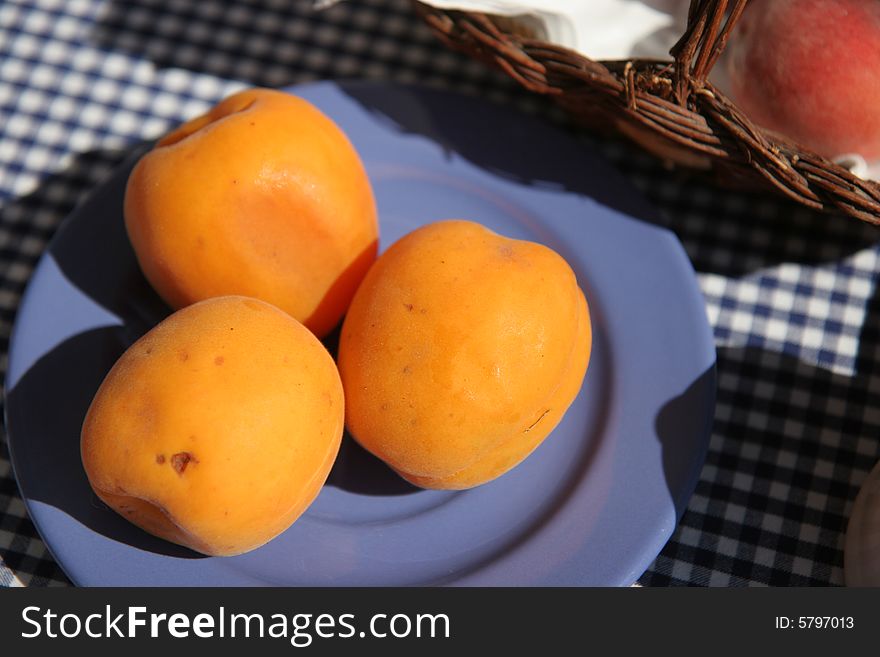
left=124, top=87, right=379, bottom=339
left=80, top=296, right=344, bottom=556
left=726, top=0, right=880, bottom=160
left=337, top=220, right=591, bottom=490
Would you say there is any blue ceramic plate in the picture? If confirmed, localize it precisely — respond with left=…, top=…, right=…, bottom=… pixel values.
left=5, top=81, right=715, bottom=586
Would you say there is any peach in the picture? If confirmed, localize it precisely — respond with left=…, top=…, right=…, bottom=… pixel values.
left=124, top=87, right=379, bottom=339
left=337, top=220, right=591, bottom=490
left=80, top=296, right=344, bottom=556
left=725, top=0, right=880, bottom=160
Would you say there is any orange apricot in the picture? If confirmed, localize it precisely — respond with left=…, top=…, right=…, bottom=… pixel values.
left=124, top=87, right=378, bottom=338
left=80, top=296, right=344, bottom=556
left=337, top=220, right=591, bottom=489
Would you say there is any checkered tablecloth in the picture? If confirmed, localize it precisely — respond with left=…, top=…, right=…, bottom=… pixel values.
left=3, top=0, right=879, bottom=587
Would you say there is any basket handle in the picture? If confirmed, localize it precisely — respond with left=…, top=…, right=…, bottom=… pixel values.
left=670, top=0, right=749, bottom=105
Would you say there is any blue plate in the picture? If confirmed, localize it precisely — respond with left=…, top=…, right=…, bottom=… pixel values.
left=4, top=81, right=715, bottom=586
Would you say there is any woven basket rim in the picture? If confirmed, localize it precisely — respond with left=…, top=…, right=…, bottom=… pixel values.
left=415, top=0, right=880, bottom=225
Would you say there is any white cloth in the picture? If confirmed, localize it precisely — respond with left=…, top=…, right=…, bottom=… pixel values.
left=319, top=1, right=690, bottom=60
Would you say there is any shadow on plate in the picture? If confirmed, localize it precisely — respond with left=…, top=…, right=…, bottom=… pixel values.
left=654, top=363, right=716, bottom=520
left=340, top=83, right=670, bottom=226
left=325, top=435, right=419, bottom=497
left=48, top=145, right=172, bottom=336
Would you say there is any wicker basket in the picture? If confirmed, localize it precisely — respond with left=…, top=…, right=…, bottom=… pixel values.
left=415, top=0, right=880, bottom=225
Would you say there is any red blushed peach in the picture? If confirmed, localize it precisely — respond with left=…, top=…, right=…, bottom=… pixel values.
left=726, top=0, right=880, bottom=160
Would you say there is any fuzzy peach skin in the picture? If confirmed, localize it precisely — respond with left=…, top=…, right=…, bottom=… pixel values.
left=124, top=87, right=379, bottom=339
left=337, top=220, right=591, bottom=490
left=726, top=0, right=880, bottom=160
left=80, top=296, right=344, bottom=556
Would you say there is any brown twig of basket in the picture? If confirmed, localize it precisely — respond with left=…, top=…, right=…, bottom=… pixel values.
left=415, top=0, right=880, bottom=225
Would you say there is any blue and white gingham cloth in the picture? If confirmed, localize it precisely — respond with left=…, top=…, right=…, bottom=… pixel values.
left=2, top=0, right=879, bottom=587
